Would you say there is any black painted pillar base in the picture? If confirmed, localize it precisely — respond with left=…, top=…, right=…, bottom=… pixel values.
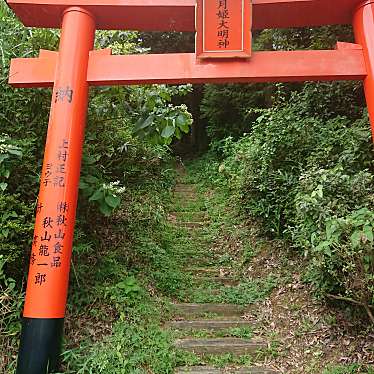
left=16, top=318, right=64, bottom=374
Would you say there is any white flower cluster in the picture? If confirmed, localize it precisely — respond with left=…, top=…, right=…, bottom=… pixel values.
left=102, top=180, right=126, bottom=194
left=0, top=135, right=20, bottom=155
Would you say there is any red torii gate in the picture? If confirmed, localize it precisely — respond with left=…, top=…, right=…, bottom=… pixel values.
left=6, top=0, right=374, bottom=373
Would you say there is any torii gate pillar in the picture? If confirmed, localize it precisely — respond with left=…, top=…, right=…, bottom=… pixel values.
left=354, top=1, right=374, bottom=136
left=16, top=7, right=95, bottom=374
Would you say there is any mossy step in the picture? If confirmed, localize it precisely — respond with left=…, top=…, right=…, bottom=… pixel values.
left=173, top=190, right=198, bottom=196
left=175, top=367, right=278, bottom=374
left=172, top=208, right=207, bottom=213
left=172, top=207, right=207, bottom=213
left=174, top=185, right=197, bottom=192
left=172, top=303, right=247, bottom=317
left=185, top=259, right=217, bottom=267
left=169, top=211, right=208, bottom=221
left=195, top=277, right=239, bottom=286
left=168, top=319, right=251, bottom=331
left=173, top=195, right=198, bottom=200
left=180, top=251, right=217, bottom=259
left=175, top=337, right=266, bottom=355
left=187, top=268, right=227, bottom=276
left=180, top=256, right=217, bottom=263
left=175, top=221, right=206, bottom=229
left=178, top=247, right=215, bottom=254
left=173, top=199, right=199, bottom=204
left=173, top=200, right=200, bottom=207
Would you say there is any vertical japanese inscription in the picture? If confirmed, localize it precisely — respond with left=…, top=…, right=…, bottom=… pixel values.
left=30, top=137, right=71, bottom=288
left=217, top=0, right=230, bottom=49
left=203, top=0, right=243, bottom=52
left=41, top=139, right=68, bottom=189
left=197, top=0, right=251, bottom=59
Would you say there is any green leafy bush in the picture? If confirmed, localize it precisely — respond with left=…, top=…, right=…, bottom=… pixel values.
left=0, top=135, right=22, bottom=192
left=305, top=208, right=374, bottom=304
left=0, top=255, right=24, bottom=371
left=214, top=83, right=374, bottom=313
left=131, top=85, right=193, bottom=144
left=0, top=194, right=34, bottom=276
left=104, top=276, right=144, bottom=309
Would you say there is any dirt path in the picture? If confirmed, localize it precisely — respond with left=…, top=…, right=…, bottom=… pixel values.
left=164, top=165, right=374, bottom=374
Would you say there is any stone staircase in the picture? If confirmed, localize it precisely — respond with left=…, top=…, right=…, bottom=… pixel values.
left=166, top=181, right=279, bottom=374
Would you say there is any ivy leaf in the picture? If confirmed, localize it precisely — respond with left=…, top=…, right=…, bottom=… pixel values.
left=315, top=241, right=332, bottom=256
left=161, top=125, right=175, bottom=138
left=89, top=189, right=104, bottom=201
left=1, top=229, right=9, bottom=238
left=175, top=127, right=182, bottom=140
left=105, top=194, right=121, bottom=209
left=363, top=225, right=373, bottom=242
left=134, top=114, right=154, bottom=132
left=99, top=202, right=112, bottom=216
left=176, top=114, right=190, bottom=132
left=7, top=148, right=22, bottom=157
left=159, top=91, right=171, bottom=101
left=85, top=175, right=99, bottom=184
left=350, top=230, right=362, bottom=248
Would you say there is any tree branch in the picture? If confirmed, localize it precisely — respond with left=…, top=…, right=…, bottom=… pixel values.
left=326, top=293, right=374, bottom=324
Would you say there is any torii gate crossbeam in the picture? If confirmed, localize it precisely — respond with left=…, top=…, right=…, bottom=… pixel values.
left=6, top=1, right=374, bottom=373
left=10, top=46, right=367, bottom=87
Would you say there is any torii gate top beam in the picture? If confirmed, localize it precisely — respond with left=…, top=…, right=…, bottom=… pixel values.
left=6, top=0, right=365, bottom=31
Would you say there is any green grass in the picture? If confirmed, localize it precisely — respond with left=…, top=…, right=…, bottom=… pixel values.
left=322, top=364, right=374, bottom=374
left=172, top=326, right=254, bottom=340
left=175, top=351, right=254, bottom=369
left=62, top=320, right=176, bottom=373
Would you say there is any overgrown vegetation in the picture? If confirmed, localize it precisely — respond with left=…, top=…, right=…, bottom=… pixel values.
left=202, top=83, right=374, bottom=317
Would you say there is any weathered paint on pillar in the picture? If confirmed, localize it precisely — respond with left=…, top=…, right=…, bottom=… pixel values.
left=17, top=7, right=95, bottom=373
left=353, top=0, right=374, bottom=141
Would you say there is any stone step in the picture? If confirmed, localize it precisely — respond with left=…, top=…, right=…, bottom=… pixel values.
left=174, top=190, right=198, bottom=196
left=173, top=199, right=200, bottom=206
left=169, top=211, right=208, bottom=221
left=187, top=268, right=225, bottom=276
left=181, top=250, right=217, bottom=259
left=176, top=221, right=206, bottom=229
left=173, top=303, right=246, bottom=317
left=168, top=319, right=251, bottom=331
left=195, top=276, right=239, bottom=286
left=172, top=207, right=207, bottom=212
left=175, top=367, right=278, bottom=374
left=174, top=185, right=197, bottom=192
left=185, top=259, right=217, bottom=267
left=175, top=337, right=267, bottom=355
